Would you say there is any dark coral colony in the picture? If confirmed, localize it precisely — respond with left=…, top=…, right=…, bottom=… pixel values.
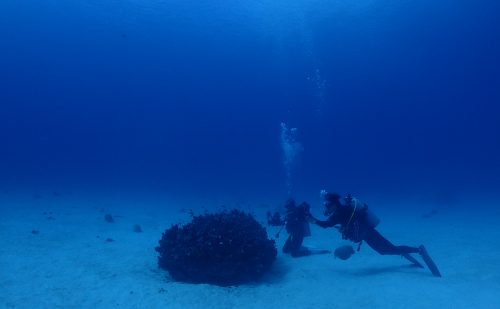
left=155, top=209, right=277, bottom=286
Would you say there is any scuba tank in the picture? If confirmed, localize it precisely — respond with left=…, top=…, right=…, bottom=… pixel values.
left=364, top=206, right=380, bottom=228
left=345, top=195, right=380, bottom=228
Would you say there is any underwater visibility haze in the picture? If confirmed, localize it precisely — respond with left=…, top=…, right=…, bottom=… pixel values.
left=2, top=0, right=500, bottom=308
left=1, top=0, right=500, bottom=204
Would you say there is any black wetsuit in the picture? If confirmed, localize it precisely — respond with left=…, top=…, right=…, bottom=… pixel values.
left=283, top=203, right=311, bottom=257
left=314, top=205, right=419, bottom=255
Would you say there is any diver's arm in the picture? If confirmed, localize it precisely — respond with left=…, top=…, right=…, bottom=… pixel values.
left=307, top=214, right=337, bottom=228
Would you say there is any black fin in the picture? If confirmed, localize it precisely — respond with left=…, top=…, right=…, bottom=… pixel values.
left=402, top=253, right=424, bottom=268
left=313, top=249, right=331, bottom=255
left=419, top=245, right=442, bottom=277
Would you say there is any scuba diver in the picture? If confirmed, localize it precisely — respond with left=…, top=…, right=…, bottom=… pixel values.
left=307, top=190, right=442, bottom=277
left=268, top=199, right=328, bottom=257
left=282, top=199, right=313, bottom=257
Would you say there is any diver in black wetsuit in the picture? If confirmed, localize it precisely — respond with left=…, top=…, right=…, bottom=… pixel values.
left=282, top=199, right=313, bottom=257
left=307, top=191, right=441, bottom=277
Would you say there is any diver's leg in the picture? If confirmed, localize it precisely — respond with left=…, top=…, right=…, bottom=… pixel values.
left=282, top=235, right=292, bottom=254
left=402, top=253, right=424, bottom=268
left=364, top=229, right=419, bottom=255
left=291, top=234, right=310, bottom=257
left=364, top=229, right=423, bottom=267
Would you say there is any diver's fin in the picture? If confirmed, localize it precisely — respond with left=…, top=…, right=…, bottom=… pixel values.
left=402, top=253, right=424, bottom=268
left=313, top=249, right=331, bottom=255
left=419, top=245, right=442, bottom=277
left=301, top=246, right=331, bottom=255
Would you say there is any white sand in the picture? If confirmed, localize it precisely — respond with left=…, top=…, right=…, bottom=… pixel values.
left=1, top=192, right=499, bottom=308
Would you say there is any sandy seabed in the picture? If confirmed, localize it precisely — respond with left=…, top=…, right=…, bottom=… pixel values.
left=1, top=192, right=499, bottom=309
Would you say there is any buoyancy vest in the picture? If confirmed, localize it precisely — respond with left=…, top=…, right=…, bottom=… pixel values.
left=341, top=197, right=380, bottom=242
left=347, top=197, right=380, bottom=228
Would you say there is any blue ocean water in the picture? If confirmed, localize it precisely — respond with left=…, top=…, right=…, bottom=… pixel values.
left=1, top=0, right=499, bottom=205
